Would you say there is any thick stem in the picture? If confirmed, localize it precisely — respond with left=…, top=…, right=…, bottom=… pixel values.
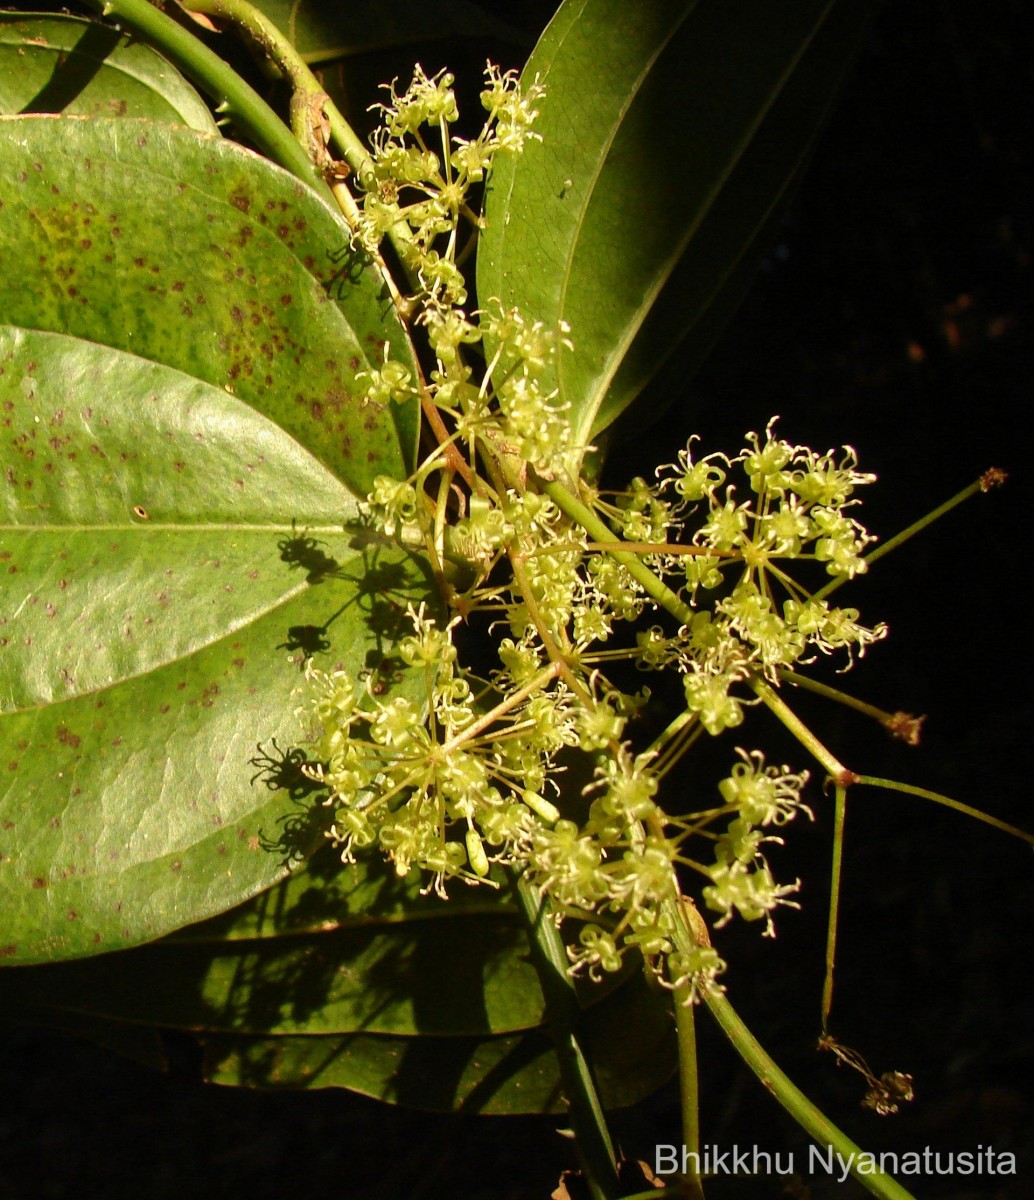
left=177, top=0, right=369, bottom=191
left=701, top=986, right=917, bottom=1200
left=170, top=0, right=419, bottom=315
left=667, top=902, right=913, bottom=1199
left=81, top=0, right=334, bottom=202
left=512, top=875, right=621, bottom=1200
left=670, top=974, right=705, bottom=1200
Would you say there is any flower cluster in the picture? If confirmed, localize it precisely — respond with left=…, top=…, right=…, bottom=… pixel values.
left=702, top=750, right=811, bottom=934
left=296, top=66, right=893, bottom=1001
left=301, top=605, right=575, bottom=897
left=355, top=63, right=544, bottom=305
left=630, top=422, right=889, bottom=735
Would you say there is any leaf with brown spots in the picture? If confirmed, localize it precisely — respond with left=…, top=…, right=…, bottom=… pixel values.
left=0, top=120, right=430, bottom=964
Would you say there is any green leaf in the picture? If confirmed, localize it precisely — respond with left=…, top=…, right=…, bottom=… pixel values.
left=478, top=0, right=876, bottom=449
left=171, top=844, right=516, bottom=940
left=200, top=965, right=675, bottom=1114
left=0, top=116, right=418, bottom=484
left=2, top=850, right=631, bottom=1036
left=2, top=913, right=550, bottom=1037
left=0, top=13, right=219, bottom=131
left=244, top=0, right=521, bottom=65
left=0, top=117, right=429, bottom=963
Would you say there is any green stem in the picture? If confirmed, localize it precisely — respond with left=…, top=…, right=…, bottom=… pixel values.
left=701, top=987, right=916, bottom=1200
left=670, top=976, right=705, bottom=1200
left=855, top=776, right=1034, bottom=845
left=176, top=1, right=369, bottom=171
left=542, top=478, right=695, bottom=625
left=512, top=875, right=621, bottom=1200
left=822, top=784, right=847, bottom=1031
left=813, top=475, right=994, bottom=603
left=750, top=679, right=857, bottom=786
left=80, top=0, right=334, bottom=202
left=178, top=0, right=426, bottom=290
left=775, top=669, right=893, bottom=725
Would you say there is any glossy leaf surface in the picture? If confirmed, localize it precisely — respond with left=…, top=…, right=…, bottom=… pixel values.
left=0, top=117, right=427, bottom=963
left=201, top=966, right=675, bottom=1114
left=0, top=13, right=218, bottom=130
left=478, top=0, right=874, bottom=448
left=243, top=0, right=519, bottom=64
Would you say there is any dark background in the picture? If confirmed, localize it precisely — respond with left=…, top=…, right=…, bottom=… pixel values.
left=2, top=1, right=1032, bottom=1197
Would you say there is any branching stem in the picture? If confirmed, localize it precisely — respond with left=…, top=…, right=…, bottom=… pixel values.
left=701, top=985, right=917, bottom=1200
left=81, top=0, right=333, bottom=201
left=751, top=679, right=857, bottom=786
left=542, top=479, right=695, bottom=625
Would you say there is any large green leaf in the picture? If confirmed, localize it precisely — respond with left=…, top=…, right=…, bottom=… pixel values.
left=0, top=116, right=418, bottom=484
left=1, top=913, right=549, bottom=1037
left=0, top=13, right=218, bottom=130
left=200, top=965, right=675, bottom=1114
left=1, top=849, right=630, bottom=1037
left=0, top=117, right=429, bottom=963
left=2, top=940, right=673, bottom=1113
left=478, top=0, right=875, bottom=450
left=171, top=842, right=516, bottom=940
left=242, top=0, right=520, bottom=65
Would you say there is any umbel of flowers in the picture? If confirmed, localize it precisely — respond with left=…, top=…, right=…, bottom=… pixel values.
left=299, top=63, right=886, bottom=997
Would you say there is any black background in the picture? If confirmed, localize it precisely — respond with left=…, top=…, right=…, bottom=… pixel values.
left=2, top=1, right=1032, bottom=1197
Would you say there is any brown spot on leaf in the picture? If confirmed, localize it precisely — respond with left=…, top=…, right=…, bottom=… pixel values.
left=32, top=877, right=47, bottom=889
